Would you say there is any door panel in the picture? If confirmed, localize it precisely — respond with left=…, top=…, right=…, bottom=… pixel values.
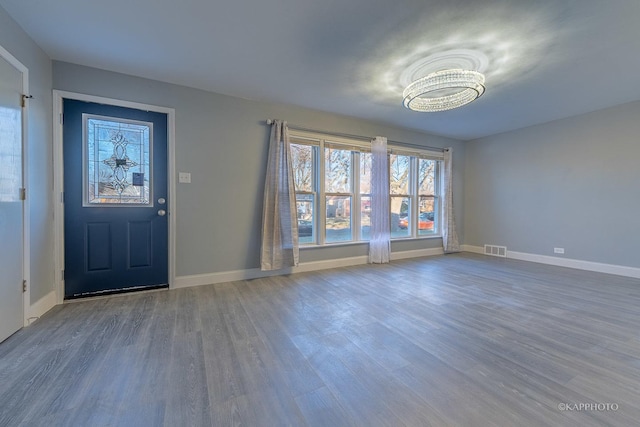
left=63, top=99, right=168, bottom=298
left=0, top=53, right=24, bottom=342
left=128, top=221, right=152, bottom=268
left=86, top=222, right=112, bottom=271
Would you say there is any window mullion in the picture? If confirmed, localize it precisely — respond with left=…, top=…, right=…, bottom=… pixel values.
left=411, top=156, right=418, bottom=238
left=318, top=140, right=326, bottom=245
left=436, top=160, right=442, bottom=235
left=353, top=151, right=360, bottom=241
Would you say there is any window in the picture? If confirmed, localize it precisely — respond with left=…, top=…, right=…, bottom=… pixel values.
left=418, top=158, right=437, bottom=236
left=325, top=144, right=353, bottom=243
left=360, top=152, right=372, bottom=240
left=390, top=154, right=411, bottom=238
left=0, top=106, right=21, bottom=202
left=291, top=142, right=315, bottom=244
left=389, top=152, right=440, bottom=239
left=290, top=131, right=442, bottom=245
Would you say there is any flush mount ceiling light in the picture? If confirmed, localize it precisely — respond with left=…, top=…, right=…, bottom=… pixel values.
left=402, top=69, right=485, bottom=112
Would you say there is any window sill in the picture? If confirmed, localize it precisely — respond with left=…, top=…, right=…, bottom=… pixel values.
left=299, top=234, right=442, bottom=249
left=299, top=241, right=368, bottom=250
left=392, top=234, right=443, bottom=241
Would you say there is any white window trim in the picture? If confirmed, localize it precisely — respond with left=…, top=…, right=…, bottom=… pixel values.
left=290, top=129, right=443, bottom=246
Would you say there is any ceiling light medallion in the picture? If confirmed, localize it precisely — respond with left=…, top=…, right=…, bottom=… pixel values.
left=403, top=69, right=485, bottom=112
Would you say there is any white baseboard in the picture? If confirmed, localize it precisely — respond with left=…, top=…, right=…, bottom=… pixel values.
left=462, top=245, right=640, bottom=279
left=173, top=247, right=444, bottom=289
left=391, top=247, right=444, bottom=260
left=27, top=290, right=57, bottom=325
left=461, top=244, right=484, bottom=254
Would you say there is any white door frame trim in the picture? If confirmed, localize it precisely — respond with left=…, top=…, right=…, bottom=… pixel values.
left=0, top=44, right=30, bottom=327
left=52, top=90, right=176, bottom=304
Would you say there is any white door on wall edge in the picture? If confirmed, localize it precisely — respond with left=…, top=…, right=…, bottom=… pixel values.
left=0, top=49, right=25, bottom=343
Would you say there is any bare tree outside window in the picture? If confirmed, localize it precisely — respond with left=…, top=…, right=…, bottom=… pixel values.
left=291, top=143, right=315, bottom=243
left=390, top=154, right=411, bottom=237
left=418, top=159, right=437, bottom=235
left=325, top=146, right=352, bottom=242
left=291, top=144, right=313, bottom=192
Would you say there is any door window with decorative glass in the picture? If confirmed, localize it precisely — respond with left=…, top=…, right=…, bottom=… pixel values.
left=83, top=114, right=152, bottom=206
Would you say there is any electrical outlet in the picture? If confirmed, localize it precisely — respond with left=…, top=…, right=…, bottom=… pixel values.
left=554, top=247, right=565, bottom=254
left=178, top=172, right=191, bottom=183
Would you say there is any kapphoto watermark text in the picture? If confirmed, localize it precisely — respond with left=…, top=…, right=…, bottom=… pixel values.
left=557, top=402, right=619, bottom=412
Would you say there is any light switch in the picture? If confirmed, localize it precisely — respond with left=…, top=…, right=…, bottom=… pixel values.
left=178, top=172, right=191, bottom=183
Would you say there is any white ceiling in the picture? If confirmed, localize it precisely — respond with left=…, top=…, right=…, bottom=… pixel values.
left=2, top=0, right=640, bottom=140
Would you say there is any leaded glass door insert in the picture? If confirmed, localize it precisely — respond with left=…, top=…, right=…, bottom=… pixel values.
left=84, top=114, right=153, bottom=206
left=64, top=99, right=168, bottom=299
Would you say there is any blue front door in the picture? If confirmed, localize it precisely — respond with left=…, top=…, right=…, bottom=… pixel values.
left=63, top=99, right=168, bottom=298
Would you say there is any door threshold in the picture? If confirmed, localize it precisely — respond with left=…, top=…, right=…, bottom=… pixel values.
left=64, top=284, right=168, bottom=303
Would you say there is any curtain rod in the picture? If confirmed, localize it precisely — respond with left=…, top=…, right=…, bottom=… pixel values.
left=265, top=119, right=446, bottom=152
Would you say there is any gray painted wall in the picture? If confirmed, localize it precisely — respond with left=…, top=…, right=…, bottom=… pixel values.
left=464, top=101, right=640, bottom=268
left=0, top=6, right=54, bottom=304
left=53, top=61, right=465, bottom=278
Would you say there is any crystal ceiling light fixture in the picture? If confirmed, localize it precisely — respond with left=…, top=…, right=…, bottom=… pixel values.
left=402, top=69, right=485, bottom=112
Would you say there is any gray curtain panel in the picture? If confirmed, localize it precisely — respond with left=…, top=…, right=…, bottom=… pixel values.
left=261, top=120, right=299, bottom=270
left=442, top=147, right=460, bottom=253
left=369, top=136, right=391, bottom=263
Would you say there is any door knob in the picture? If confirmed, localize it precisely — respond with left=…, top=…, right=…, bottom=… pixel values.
left=158, top=209, right=166, bottom=216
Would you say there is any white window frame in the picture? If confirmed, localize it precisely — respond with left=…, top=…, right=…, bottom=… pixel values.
left=389, top=152, right=414, bottom=239
left=290, top=129, right=443, bottom=246
left=417, top=156, right=441, bottom=237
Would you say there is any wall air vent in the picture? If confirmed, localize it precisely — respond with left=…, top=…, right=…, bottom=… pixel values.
left=484, top=244, right=507, bottom=258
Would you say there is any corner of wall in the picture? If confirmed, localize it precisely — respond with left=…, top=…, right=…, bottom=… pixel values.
left=461, top=245, right=640, bottom=279
left=27, top=290, right=57, bottom=325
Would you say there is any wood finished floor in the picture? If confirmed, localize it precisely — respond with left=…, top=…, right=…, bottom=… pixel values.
left=1, top=253, right=640, bottom=426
